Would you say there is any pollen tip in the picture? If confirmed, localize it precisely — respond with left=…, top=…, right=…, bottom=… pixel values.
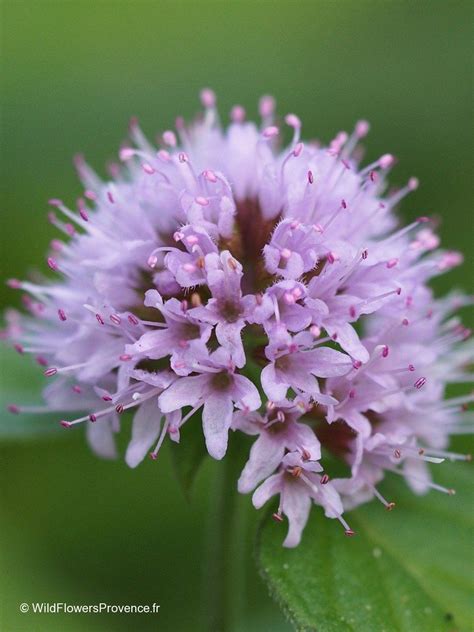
left=259, top=95, right=276, bottom=117
left=157, top=149, right=171, bottom=162
left=195, top=196, right=209, bottom=207
left=203, top=169, right=217, bottom=183
left=162, top=130, right=177, bottom=147
left=293, top=142, right=304, bottom=157
left=119, top=148, right=135, bottom=161
left=355, top=120, right=370, bottom=138
left=142, top=163, right=155, bottom=175
left=230, top=105, right=246, bottom=123
left=60, top=420, right=71, bottom=428
left=200, top=88, right=216, bottom=108
left=47, top=257, right=58, bottom=271
left=148, top=255, right=158, bottom=269
left=128, top=116, right=139, bottom=131
left=379, top=154, right=395, bottom=169
left=263, top=125, right=279, bottom=139
left=7, top=404, right=20, bottom=414
left=344, top=529, right=356, bottom=537
left=386, top=502, right=396, bottom=511
left=272, top=512, right=284, bottom=523
left=414, top=376, right=427, bottom=389
left=285, top=113, right=301, bottom=128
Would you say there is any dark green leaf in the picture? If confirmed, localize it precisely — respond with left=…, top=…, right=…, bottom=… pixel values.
left=168, top=411, right=208, bottom=499
left=257, top=450, right=473, bottom=631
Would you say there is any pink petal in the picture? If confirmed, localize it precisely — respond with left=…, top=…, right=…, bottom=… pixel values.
left=261, top=363, right=288, bottom=401
left=238, top=434, right=284, bottom=493
left=125, top=398, right=162, bottom=468
left=86, top=415, right=117, bottom=460
left=202, top=393, right=234, bottom=460
left=158, top=374, right=208, bottom=412
left=252, top=473, right=284, bottom=509
left=233, top=374, right=261, bottom=410
left=282, top=483, right=312, bottom=547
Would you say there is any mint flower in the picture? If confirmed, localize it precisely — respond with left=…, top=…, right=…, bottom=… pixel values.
left=5, top=90, right=472, bottom=547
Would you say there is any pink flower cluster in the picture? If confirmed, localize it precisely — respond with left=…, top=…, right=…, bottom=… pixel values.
left=5, top=91, right=472, bottom=547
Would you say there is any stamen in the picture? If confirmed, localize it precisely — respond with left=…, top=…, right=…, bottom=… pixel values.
left=200, top=88, right=216, bottom=109
left=230, top=105, right=246, bottom=123
left=149, top=418, right=170, bottom=460
left=263, top=126, right=279, bottom=139
left=259, top=95, right=276, bottom=122
left=414, top=376, right=427, bottom=389
left=373, top=487, right=396, bottom=510
left=162, top=130, right=177, bottom=147
left=387, top=467, right=456, bottom=495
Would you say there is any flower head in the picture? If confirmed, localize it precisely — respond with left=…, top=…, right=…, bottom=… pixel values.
left=4, top=90, right=472, bottom=547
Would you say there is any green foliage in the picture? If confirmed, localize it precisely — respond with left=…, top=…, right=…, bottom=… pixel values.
left=0, top=348, right=61, bottom=440
left=257, top=453, right=473, bottom=631
left=169, top=411, right=208, bottom=499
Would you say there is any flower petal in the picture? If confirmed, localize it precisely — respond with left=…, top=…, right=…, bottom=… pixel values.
left=252, top=473, right=284, bottom=509
left=202, top=393, right=234, bottom=460
left=125, top=398, right=162, bottom=468
left=233, top=374, right=261, bottom=411
left=306, top=347, right=352, bottom=377
left=86, top=415, right=118, bottom=460
left=238, top=434, right=284, bottom=493
left=158, top=374, right=208, bottom=412
left=282, top=482, right=312, bottom=547
left=261, top=363, right=289, bottom=401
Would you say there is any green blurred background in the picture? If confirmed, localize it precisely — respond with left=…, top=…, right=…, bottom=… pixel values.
left=1, top=1, right=472, bottom=630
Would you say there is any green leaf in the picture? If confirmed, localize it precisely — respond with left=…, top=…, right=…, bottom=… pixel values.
left=257, top=450, right=473, bottom=632
left=168, top=411, right=208, bottom=498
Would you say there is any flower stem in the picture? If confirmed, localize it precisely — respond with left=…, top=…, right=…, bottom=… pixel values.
left=205, top=435, right=247, bottom=631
